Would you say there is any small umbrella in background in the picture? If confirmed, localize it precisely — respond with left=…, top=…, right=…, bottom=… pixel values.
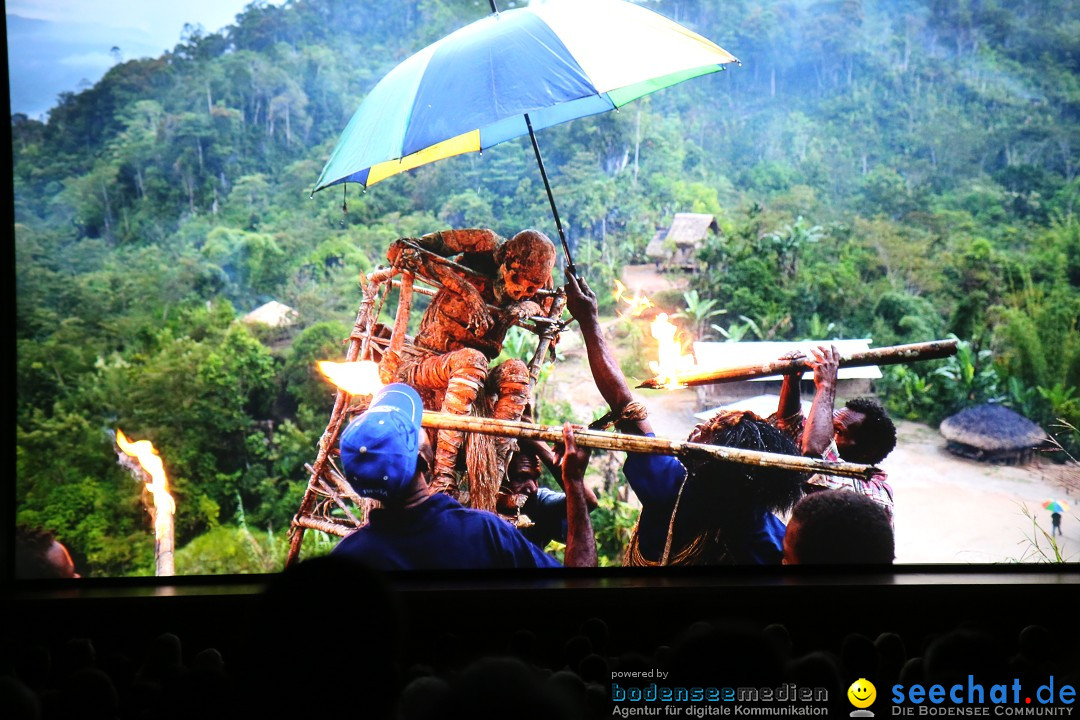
left=312, top=0, right=738, bottom=272
left=1042, top=499, right=1070, bottom=514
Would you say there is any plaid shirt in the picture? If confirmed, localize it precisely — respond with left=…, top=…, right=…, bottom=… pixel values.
left=810, top=440, right=894, bottom=518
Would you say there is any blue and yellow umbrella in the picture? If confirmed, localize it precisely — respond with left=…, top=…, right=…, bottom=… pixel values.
left=313, top=0, right=737, bottom=268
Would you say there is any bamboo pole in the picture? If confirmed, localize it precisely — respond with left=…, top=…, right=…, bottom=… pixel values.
left=637, top=339, right=959, bottom=389
left=393, top=278, right=436, bottom=297
left=387, top=270, right=414, bottom=371
left=293, top=516, right=353, bottom=538
left=420, top=412, right=878, bottom=479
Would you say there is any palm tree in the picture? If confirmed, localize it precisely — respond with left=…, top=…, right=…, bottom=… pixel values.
left=674, top=290, right=726, bottom=339
left=765, top=216, right=824, bottom=279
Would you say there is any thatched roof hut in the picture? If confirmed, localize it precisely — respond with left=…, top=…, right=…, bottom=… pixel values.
left=644, top=213, right=719, bottom=270
left=939, top=404, right=1047, bottom=464
left=243, top=300, right=298, bottom=328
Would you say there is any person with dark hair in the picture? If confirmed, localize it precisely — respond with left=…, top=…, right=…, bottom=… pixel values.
left=772, top=345, right=896, bottom=516
left=331, top=383, right=596, bottom=568
left=500, top=435, right=599, bottom=550
left=564, top=272, right=807, bottom=565
left=15, top=525, right=80, bottom=579
left=782, top=490, right=895, bottom=564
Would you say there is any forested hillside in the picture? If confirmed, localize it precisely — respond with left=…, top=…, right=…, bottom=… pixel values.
left=14, top=0, right=1080, bottom=575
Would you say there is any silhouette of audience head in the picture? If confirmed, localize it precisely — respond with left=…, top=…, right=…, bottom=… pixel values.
left=783, top=490, right=894, bottom=564
left=247, top=555, right=401, bottom=717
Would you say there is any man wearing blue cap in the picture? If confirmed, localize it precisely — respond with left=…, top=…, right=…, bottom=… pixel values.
left=332, top=383, right=596, bottom=569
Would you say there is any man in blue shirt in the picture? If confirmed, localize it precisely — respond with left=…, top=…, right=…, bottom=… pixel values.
left=332, top=383, right=596, bottom=569
left=564, top=272, right=806, bottom=566
left=503, top=440, right=599, bottom=550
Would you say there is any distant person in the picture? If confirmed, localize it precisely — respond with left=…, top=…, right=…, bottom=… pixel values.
left=501, top=435, right=599, bottom=550
left=332, top=383, right=596, bottom=569
left=772, top=344, right=896, bottom=517
left=782, top=490, right=895, bottom=564
left=15, top=525, right=80, bottom=579
left=1051, top=511, right=1062, bottom=537
left=564, top=271, right=806, bottom=565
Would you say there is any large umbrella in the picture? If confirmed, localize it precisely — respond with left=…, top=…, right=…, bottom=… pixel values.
left=313, top=0, right=737, bottom=271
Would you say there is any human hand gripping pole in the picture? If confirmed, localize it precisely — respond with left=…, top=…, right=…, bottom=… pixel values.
left=561, top=422, right=598, bottom=568
left=802, top=345, right=840, bottom=457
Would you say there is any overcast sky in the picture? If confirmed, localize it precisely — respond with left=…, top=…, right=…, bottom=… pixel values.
left=6, top=0, right=287, bottom=117
left=6, top=0, right=286, bottom=50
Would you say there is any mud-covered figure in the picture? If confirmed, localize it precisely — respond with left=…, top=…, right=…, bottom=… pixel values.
left=381, top=228, right=557, bottom=497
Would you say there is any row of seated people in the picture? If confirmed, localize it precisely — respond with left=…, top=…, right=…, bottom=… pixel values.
left=5, top=557, right=1076, bottom=720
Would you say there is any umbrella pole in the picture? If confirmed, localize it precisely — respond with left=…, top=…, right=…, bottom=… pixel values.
left=525, top=113, right=576, bottom=275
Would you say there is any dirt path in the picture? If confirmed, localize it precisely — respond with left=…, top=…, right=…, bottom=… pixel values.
left=621, top=263, right=690, bottom=296
left=884, top=421, right=1078, bottom=563
left=542, top=264, right=1079, bottom=564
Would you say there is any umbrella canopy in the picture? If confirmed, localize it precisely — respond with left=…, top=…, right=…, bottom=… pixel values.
left=1042, top=500, right=1070, bottom=514
left=313, top=0, right=736, bottom=193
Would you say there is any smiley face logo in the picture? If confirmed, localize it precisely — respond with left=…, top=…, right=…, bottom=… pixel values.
left=848, top=678, right=877, bottom=709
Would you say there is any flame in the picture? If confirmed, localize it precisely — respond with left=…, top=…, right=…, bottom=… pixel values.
left=318, top=360, right=384, bottom=396
left=613, top=279, right=654, bottom=317
left=115, top=429, right=175, bottom=542
left=647, top=313, right=697, bottom=390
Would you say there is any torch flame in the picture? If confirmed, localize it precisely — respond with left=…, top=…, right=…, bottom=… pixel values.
left=613, top=279, right=654, bottom=317
left=115, top=429, right=175, bottom=543
left=647, top=313, right=697, bottom=390
left=318, top=360, right=384, bottom=396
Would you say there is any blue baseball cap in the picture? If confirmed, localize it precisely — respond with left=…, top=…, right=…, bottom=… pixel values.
left=339, top=383, right=424, bottom=500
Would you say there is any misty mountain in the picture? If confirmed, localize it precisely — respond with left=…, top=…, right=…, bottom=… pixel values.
left=7, top=13, right=166, bottom=118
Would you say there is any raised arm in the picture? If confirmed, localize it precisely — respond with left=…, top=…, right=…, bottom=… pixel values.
left=561, top=423, right=597, bottom=568
left=387, top=239, right=494, bottom=335
left=417, top=228, right=501, bottom=256
left=564, top=270, right=653, bottom=436
left=776, top=350, right=806, bottom=421
left=802, top=345, right=840, bottom=457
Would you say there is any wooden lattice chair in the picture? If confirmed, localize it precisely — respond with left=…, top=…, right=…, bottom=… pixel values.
left=285, top=241, right=566, bottom=566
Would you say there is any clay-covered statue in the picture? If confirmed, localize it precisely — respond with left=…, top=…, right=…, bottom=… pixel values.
left=381, top=228, right=557, bottom=497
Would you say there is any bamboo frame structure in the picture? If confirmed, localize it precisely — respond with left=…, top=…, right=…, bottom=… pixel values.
left=637, top=339, right=959, bottom=389
left=286, top=260, right=567, bottom=565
